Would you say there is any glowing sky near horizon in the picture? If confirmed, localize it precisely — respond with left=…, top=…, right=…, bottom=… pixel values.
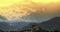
left=0, top=0, right=60, bottom=21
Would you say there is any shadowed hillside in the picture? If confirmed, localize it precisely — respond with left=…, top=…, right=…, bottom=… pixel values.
left=0, top=17, right=60, bottom=32
left=39, top=17, right=60, bottom=31
left=20, top=17, right=60, bottom=32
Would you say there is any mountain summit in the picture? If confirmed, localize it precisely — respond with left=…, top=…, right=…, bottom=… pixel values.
left=39, top=17, right=60, bottom=31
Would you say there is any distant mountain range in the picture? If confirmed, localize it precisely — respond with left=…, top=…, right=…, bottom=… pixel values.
left=0, top=22, right=30, bottom=31
left=20, top=17, right=60, bottom=32
left=0, top=17, right=60, bottom=31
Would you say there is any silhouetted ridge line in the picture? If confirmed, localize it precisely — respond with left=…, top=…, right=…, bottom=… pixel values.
left=39, top=17, right=60, bottom=31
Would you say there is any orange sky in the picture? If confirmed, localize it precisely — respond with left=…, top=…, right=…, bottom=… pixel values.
left=0, top=0, right=60, bottom=20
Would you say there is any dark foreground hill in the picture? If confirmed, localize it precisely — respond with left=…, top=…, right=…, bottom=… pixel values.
left=0, top=17, right=60, bottom=32
left=20, top=17, right=60, bottom=32
left=39, top=17, right=60, bottom=31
